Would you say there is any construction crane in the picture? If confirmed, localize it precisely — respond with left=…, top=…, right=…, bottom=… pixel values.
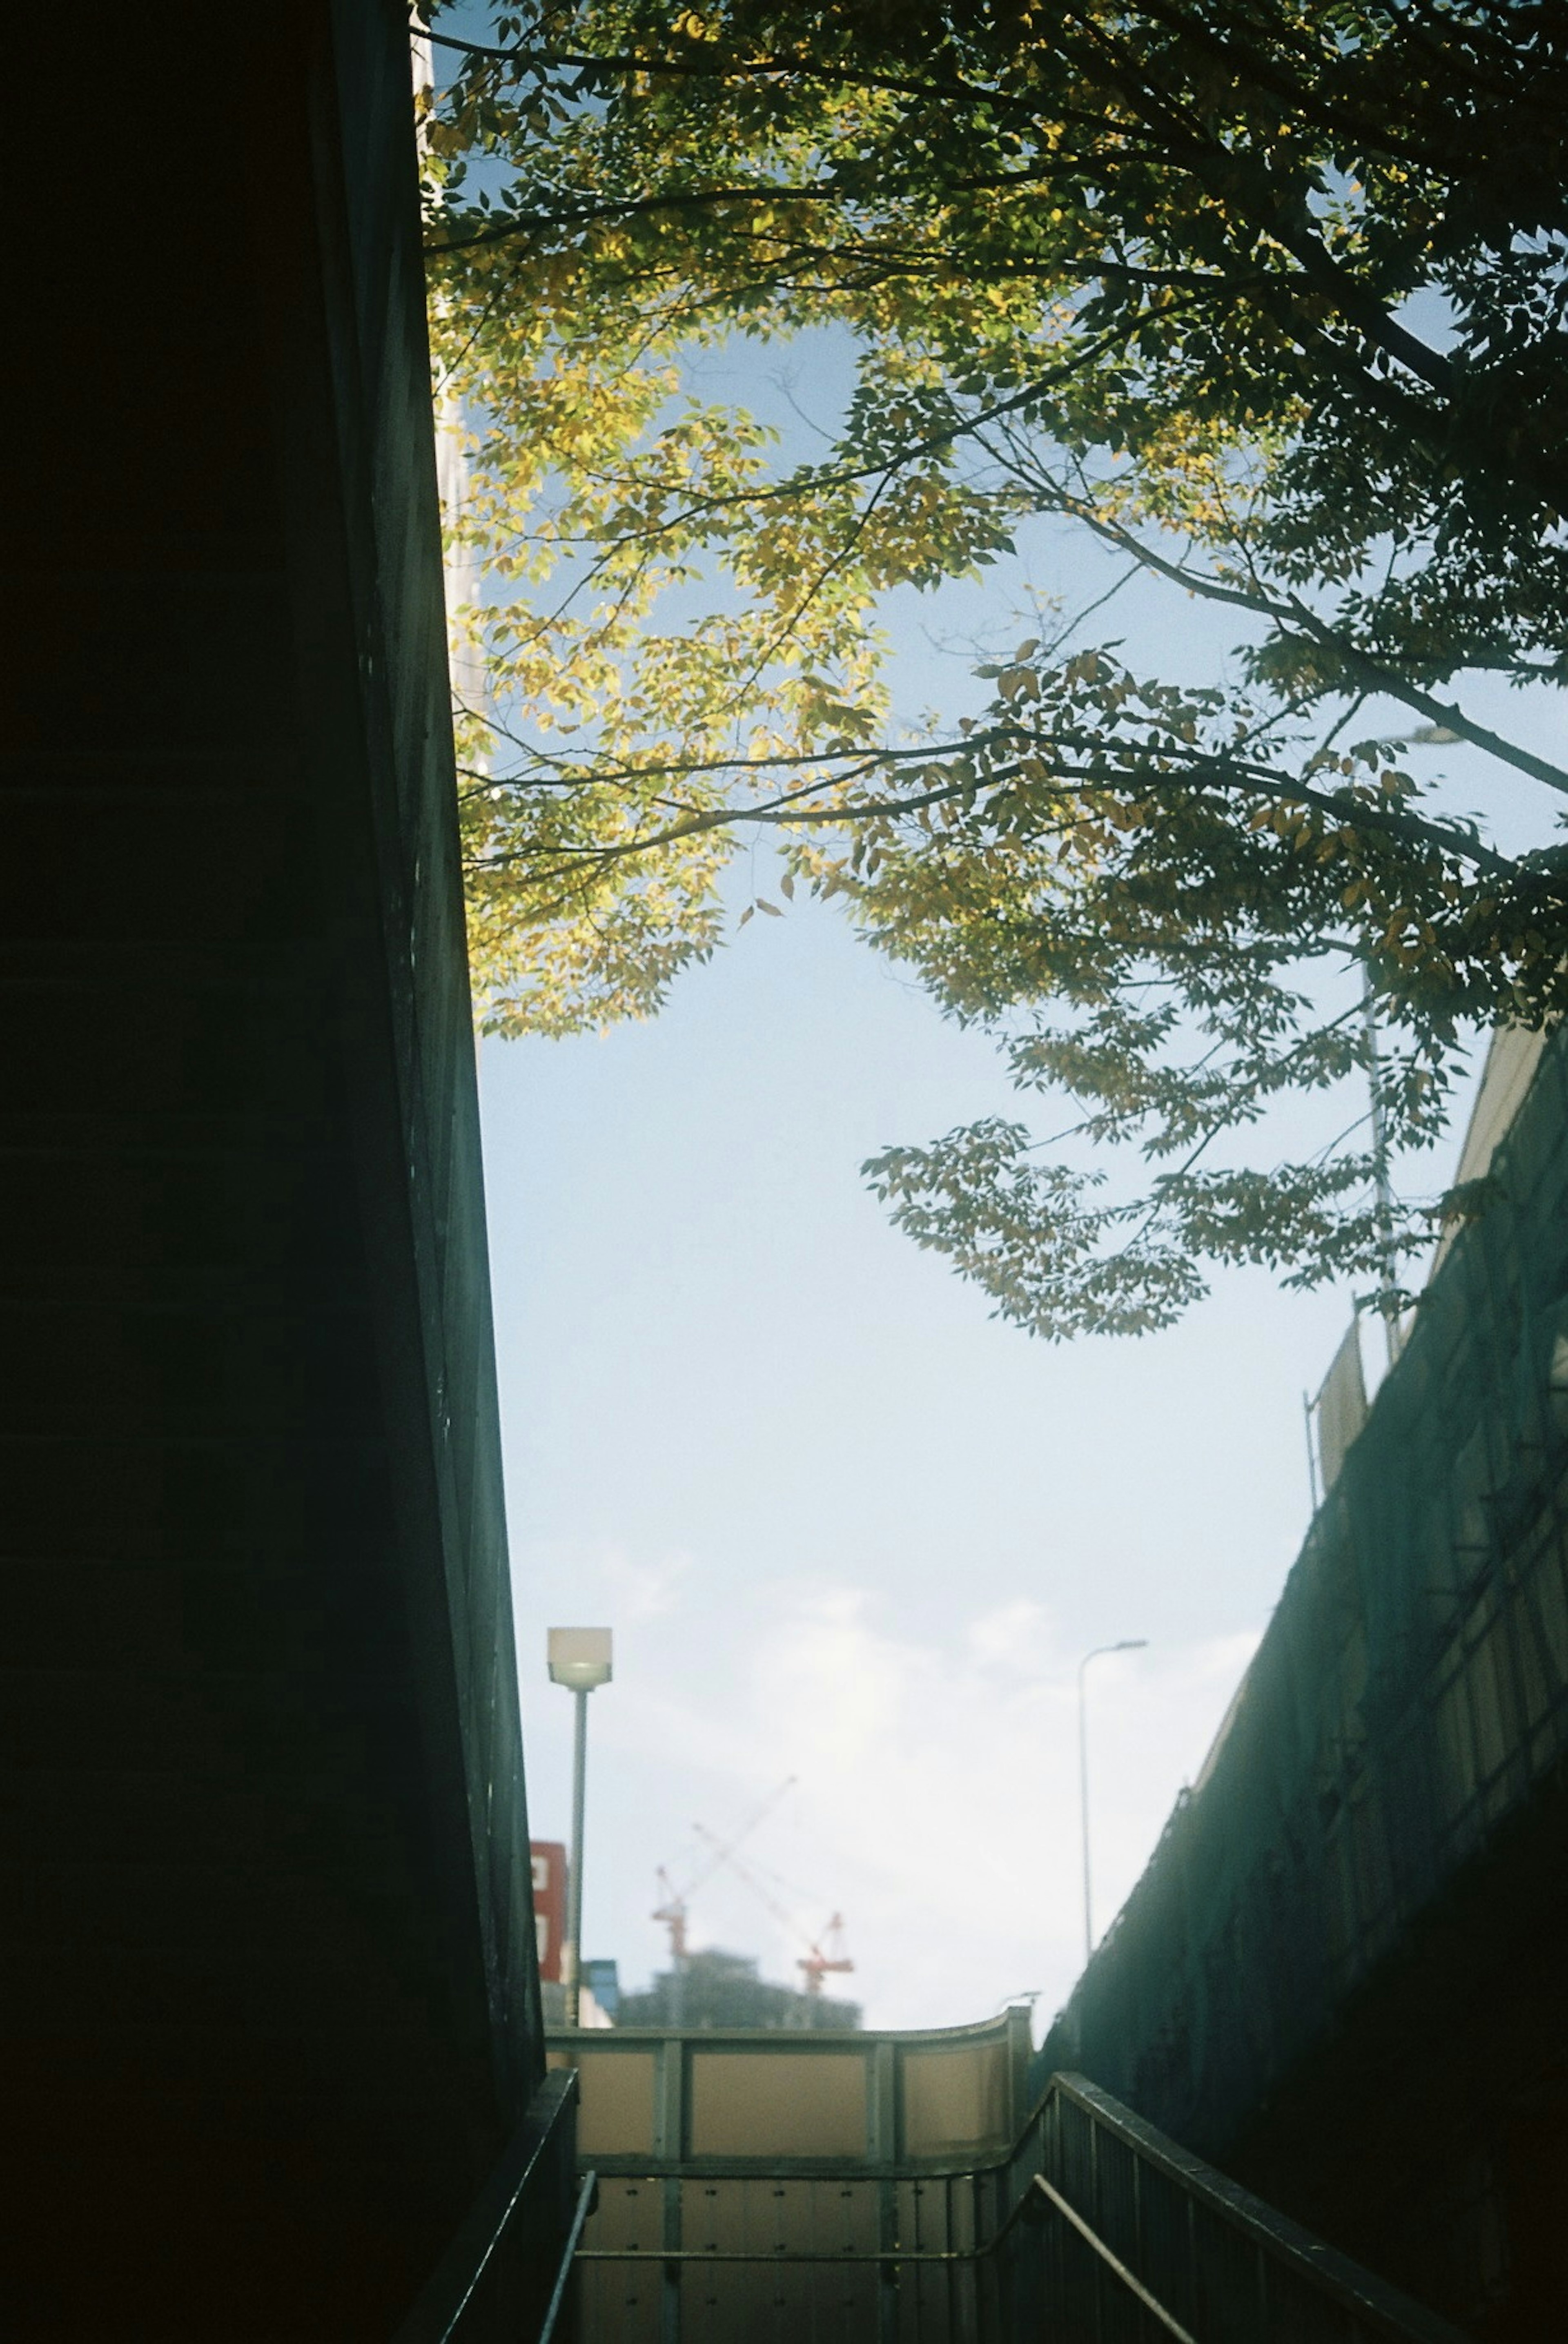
left=651, top=1777, right=797, bottom=2009
left=691, top=1823, right=854, bottom=2003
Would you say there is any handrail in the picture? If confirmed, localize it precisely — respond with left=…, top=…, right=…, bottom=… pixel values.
left=579, top=2247, right=989, bottom=2266
left=569, top=2158, right=1245, bottom=2331
left=1027, top=2173, right=1197, bottom=2344
left=1045, top=2074, right=1472, bottom=2344
left=561, top=2062, right=1472, bottom=2342
left=572, top=2157, right=1182, bottom=2279
left=391, top=2069, right=579, bottom=2344
left=536, top=2170, right=599, bottom=2344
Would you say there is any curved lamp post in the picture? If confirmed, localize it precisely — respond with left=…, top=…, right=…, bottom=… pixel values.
left=1077, top=1639, right=1147, bottom=1966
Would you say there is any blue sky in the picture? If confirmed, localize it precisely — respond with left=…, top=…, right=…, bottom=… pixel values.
left=477, top=671, right=1558, bottom=2036
left=433, top=87, right=1566, bottom=2026
left=483, top=869, right=1333, bottom=2029
left=472, top=437, right=1560, bottom=2037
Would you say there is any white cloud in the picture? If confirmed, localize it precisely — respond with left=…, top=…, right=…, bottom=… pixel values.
left=514, top=1549, right=1263, bottom=2036
left=517, top=1535, right=697, bottom=1626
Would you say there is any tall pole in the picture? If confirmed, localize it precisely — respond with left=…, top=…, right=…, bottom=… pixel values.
left=548, top=1627, right=612, bottom=2029
left=1078, top=1654, right=1093, bottom=1969
left=1362, top=971, right=1403, bottom=1368
left=1077, top=1640, right=1148, bottom=1967
left=566, top=1685, right=589, bottom=2028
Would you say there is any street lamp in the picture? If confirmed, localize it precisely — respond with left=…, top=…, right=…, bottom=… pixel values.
left=1077, top=1639, right=1147, bottom=1967
left=548, top=1627, right=613, bottom=2027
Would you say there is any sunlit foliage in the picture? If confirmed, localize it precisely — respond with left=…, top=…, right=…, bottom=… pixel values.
left=422, top=0, right=1568, bottom=1335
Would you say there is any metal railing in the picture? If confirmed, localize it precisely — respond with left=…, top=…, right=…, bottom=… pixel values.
left=538, top=2172, right=601, bottom=2344
left=1001, top=2073, right=1473, bottom=2344
left=550, top=2029, right=1473, bottom=2344
left=392, top=2068, right=581, bottom=2344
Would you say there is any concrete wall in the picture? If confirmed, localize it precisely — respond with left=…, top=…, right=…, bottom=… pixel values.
left=1038, top=1036, right=1568, bottom=2333
left=0, top=6, right=539, bottom=2333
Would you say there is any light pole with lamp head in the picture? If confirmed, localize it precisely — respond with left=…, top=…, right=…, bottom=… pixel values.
left=548, top=1627, right=613, bottom=2027
left=1078, top=1640, right=1147, bottom=1967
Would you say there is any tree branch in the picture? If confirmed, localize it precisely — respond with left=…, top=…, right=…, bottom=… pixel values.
left=464, top=727, right=1532, bottom=883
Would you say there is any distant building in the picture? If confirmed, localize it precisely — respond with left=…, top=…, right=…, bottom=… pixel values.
left=531, top=1840, right=567, bottom=1983
left=581, top=1959, right=621, bottom=2021
left=620, top=1948, right=861, bottom=2031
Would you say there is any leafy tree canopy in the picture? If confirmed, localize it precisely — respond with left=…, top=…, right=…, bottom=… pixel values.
left=421, top=0, right=1568, bottom=1337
